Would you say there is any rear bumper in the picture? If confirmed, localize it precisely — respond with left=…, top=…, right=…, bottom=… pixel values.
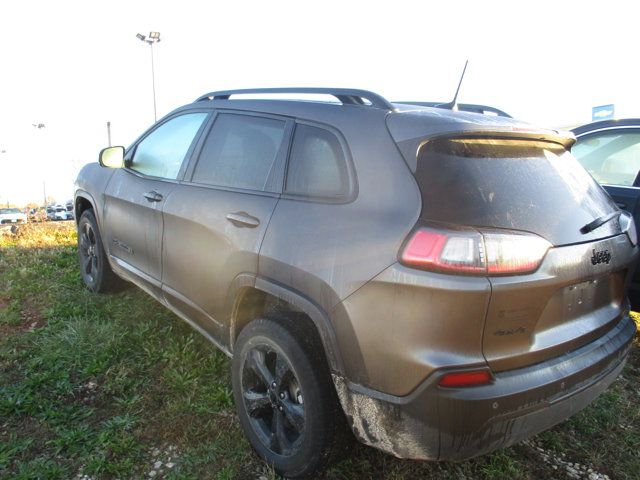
left=333, top=313, right=636, bottom=460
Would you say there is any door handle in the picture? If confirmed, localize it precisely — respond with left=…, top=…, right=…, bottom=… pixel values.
left=616, top=202, right=627, bottom=210
left=226, top=212, right=260, bottom=228
left=143, top=191, right=163, bottom=202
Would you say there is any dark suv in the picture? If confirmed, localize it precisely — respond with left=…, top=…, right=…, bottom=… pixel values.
left=74, top=88, right=638, bottom=478
left=572, top=118, right=640, bottom=305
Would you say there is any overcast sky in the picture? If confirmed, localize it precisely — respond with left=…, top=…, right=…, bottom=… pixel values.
left=1, top=0, right=639, bottom=205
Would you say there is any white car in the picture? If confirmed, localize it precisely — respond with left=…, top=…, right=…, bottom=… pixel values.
left=53, top=206, right=72, bottom=221
left=0, top=208, right=27, bottom=224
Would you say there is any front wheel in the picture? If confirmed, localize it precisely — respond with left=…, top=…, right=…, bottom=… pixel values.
left=232, top=317, right=345, bottom=478
left=77, top=209, right=124, bottom=293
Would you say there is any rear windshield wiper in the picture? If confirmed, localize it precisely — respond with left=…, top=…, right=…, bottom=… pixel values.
left=580, top=211, right=622, bottom=234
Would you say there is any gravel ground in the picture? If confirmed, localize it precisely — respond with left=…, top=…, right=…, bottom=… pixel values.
left=522, top=439, right=611, bottom=480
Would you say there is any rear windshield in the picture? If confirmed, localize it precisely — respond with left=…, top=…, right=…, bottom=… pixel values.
left=416, top=138, right=619, bottom=246
left=0, top=208, right=21, bottom=214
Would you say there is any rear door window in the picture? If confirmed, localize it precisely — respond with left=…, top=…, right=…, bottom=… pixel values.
left=416, top=138, right=619, bottom=246
left=191, top=113, right=286, bottom=192
left=572, top=130, right=640, bottom=186
left=285, top=124, right=349, bottom=198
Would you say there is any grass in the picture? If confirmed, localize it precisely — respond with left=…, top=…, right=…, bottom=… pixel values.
left=0, top=222, right=639, bottom=479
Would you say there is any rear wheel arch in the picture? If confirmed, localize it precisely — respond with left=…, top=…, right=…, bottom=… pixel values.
left=230, top=279, right=345, bottom=376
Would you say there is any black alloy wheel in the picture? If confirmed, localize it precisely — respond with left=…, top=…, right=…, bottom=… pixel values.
left=79, top=220, right=99, bottom=285
left=241, top=345, right=305, bottom=456
left=232, top=317, right=347, bottom=478
left=77, top=209, right=123, bottom=293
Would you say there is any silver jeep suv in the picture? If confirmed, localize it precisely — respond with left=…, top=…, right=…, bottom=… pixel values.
left=75, top=88, right=637, bottom=478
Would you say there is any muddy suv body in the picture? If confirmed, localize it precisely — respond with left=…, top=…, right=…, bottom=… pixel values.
left=75, top=88, right=638, bottom=477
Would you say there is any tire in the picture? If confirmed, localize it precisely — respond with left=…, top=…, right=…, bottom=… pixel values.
left=77, top=209, right=124, bottom=293
left=232, top=316, right=346, bottom=478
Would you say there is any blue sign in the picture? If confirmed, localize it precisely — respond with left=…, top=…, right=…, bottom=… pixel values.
left=592, top=104, right=615, bottom=121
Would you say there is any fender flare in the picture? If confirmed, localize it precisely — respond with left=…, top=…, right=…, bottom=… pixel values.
left=231, top=276, right=345, bottom=376
left=74, top=190, right=98, bottom=224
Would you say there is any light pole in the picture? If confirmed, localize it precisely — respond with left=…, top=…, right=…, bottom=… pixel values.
left=136, top=31, right=161, bottom=122
left=32, top=123, right=47, bottom=205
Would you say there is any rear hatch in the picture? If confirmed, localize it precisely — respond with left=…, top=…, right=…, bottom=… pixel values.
left=398, top=129, right=637, bottom=371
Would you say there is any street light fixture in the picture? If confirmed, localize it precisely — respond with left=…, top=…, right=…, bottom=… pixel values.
left=136, top=31, right=161, bottom=122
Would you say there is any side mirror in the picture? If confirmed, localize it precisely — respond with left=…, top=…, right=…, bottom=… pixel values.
left=99, top=146, right=125, bottom=168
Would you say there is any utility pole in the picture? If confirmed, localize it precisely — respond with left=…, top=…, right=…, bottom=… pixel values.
left=136, top=31, right=161, bottom=122
left=33, top=123, right=46, bottom=206
left=107, top=121, right=112, bottom=146
left=150, top=41, right=157, bottom=121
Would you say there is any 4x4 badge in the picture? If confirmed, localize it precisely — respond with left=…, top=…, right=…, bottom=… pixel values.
left=591, top=249, right=611, bottom=265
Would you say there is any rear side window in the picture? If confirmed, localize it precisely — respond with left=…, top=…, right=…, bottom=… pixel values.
left=416, top=138, right=618, bottom=246
left=192, top=114, right=286, bottom=192
left=572, top=130, right=640, bottom=186
left=131, top=113, right=208, bottom=179
left=285, top=124, right=348, bottom=198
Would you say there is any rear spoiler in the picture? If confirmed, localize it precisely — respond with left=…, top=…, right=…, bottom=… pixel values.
left=391, top=127, right=576, bottom=172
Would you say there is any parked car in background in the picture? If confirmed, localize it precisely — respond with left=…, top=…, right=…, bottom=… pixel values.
left=54, top=206, right=72, bottom=220
left=75, top=88, right=638, bottom=478
left=28, top=207, right=47, bottom=222
left=572, top=118, right=640, bottom=304
left=0, top=208, right=27, bottom=224
left=46, top=204, right=73, bottom=221
left=65, top=200, right=75, bottom=219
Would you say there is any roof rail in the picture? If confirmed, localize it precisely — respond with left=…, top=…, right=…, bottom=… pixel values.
left=394, top=101, right=512, bottom=118
left=195, top=88, right=395, bottom=111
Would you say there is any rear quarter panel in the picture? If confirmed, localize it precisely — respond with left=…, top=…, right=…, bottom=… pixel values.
left=261, top=110, right=421, bottom=304
left=258, top=110, right=421, bottom=379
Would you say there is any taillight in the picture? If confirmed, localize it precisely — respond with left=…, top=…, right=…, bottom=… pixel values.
left=484, top=232, right=552, bottom=274
left=400, top=225, right=551, bottom=276
left=438, top=369, right=493, bottom=388
left=400, top=228, right=485, bottom=274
